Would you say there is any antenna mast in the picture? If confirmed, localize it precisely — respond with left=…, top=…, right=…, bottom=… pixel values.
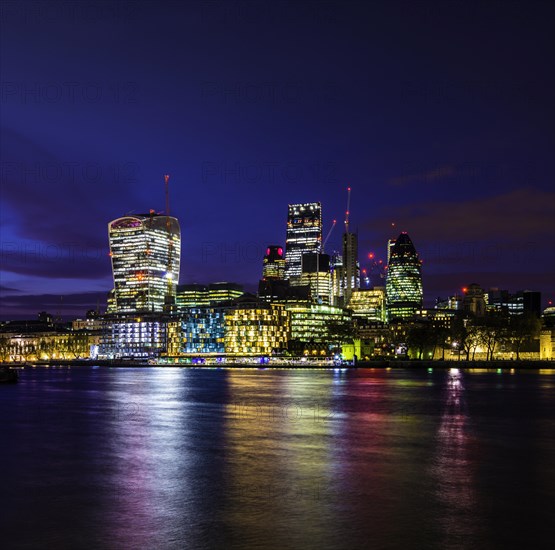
left=164, top=174, right=174, bottom=312
left=344, top=186, right=351, bottom=234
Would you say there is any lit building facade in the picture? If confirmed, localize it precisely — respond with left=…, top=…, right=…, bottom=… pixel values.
left=108, top=214, right=181, bottom=313
left=225, top=299, right=290, bottom=356
left=347, top=287, right=386, bottom=323
left=262, top=245, right=286, bottom=280
left=342, top=231, right=360, bottom=305
left=387, top=238, right=396, bottom=265
left=330, top=251, right=344, bottom=306
left=287, top=303, right=351, bottom=348
left=299, top=253, right=331, bottom=304
left=285, top=202, right=322, bottom=281
left=168, top=307, right=226, bottom=354
left=167, top=296, right=290, bottom=356
left=176, top=282, right=243, bottom=311
left=462, top=283, right=486, bottom=317
left=385, top=232, right=423, bottom=321
left=98, top=315, right=168, bottom=358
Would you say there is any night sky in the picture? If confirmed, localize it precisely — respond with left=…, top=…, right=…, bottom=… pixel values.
left=1, top=0, right=554, bottom=319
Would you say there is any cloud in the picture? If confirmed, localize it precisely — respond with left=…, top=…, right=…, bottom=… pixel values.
left=363, top=187, right=555, bottom=243
left=0, top=126, right=141, bottom=248
left=0, top=243, right=110, bottom=279
left=0, top=284, right=21, bottom=293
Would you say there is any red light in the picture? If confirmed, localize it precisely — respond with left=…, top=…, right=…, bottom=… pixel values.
left=368, top=252, right=374, bottom=259
left=278, top=247, right=283, bottom=256
left=362, top=269, right=367, bottom=274
left=462, top=287, right=468, bottom=293
left=266, top=248, right=270, bottom=256
left=378, top=260, right=383, bottom=264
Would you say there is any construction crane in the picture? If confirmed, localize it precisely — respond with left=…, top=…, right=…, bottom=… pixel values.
left=344, top=186, right=351, bottom=233
left=322, top=219, right=337, bottom=254
left=164, top=174, right=175, bottom=312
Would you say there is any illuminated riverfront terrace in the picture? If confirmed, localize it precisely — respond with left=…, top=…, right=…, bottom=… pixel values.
left=108, top=214, right=181, bottom=313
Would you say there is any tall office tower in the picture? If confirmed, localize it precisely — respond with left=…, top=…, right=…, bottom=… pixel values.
left=330, top=251, right=344, bottom=306
left=262, top=245, right=286, bottom=280
left=387, top=238, right=396, bottom=265
left=285, top=202, right=322, bottom=282
left=342, top=231, right=360, bottom=306
left=300, top=252, right=331, bottom=304
left=108, top=213, right=181, bottom=313
left=385, top=232, right=423, bottom=320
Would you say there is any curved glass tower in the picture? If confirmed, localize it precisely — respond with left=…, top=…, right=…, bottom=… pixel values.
left=108, top=214, right=181, bottom=313
left=385, top=232, right=423, bottom=320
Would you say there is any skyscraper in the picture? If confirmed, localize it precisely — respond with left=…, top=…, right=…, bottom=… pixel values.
left=385, top=232, right=423, bottom=320
left=285, top=202, right=322, bottom=281
left=342, top=231, right=359, bottom=306
left=300, top=252, right=331, bottom=304
left=262, top=245, right=286, bottom=280
left=108, top=213, right=181, bottom=313
left=387, top=238, right=396, bottom=265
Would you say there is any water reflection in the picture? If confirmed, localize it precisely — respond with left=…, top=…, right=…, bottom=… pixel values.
left=222, top=371, right=338, bottom=548
left=432, top=368, right=484, bottom=547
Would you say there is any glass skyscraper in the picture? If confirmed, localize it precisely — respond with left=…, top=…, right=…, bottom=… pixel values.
left=385, top=232, right=423, bottom=320
left=285, top=202, right=322, bottom=281
left=108, top=213, right=181, bottom=313
left=262, top=245, right=286, bottom=280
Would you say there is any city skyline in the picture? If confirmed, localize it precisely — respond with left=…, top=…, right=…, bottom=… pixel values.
left=1, top=1, right=554, bottom=318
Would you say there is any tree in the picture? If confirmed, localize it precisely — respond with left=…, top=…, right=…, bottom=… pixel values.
left=38, top=338, right=56, bottom=360
left=0, top=336, right=12, bottom=362
left=507, top=314, right=541, bottom=360
left=325, top=317, right=355, bottom=354
left=406, top=324, right=436, bottom=360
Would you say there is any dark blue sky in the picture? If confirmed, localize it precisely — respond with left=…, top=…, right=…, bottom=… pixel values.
left=1, top=0, right=554, bottom=318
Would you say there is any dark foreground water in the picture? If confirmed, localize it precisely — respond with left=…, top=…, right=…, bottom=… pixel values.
left=1, top=367, right=554, bottom=549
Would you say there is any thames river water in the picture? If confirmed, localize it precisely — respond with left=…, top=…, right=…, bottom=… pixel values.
left=1, top=366, right=554, bottom=549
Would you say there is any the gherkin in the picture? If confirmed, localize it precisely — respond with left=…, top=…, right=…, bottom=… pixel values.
left=386, top=232, right=423, bottom=320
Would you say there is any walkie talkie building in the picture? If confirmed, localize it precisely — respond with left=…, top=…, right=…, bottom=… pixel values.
left=108, top=214, right=181, bottom=313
